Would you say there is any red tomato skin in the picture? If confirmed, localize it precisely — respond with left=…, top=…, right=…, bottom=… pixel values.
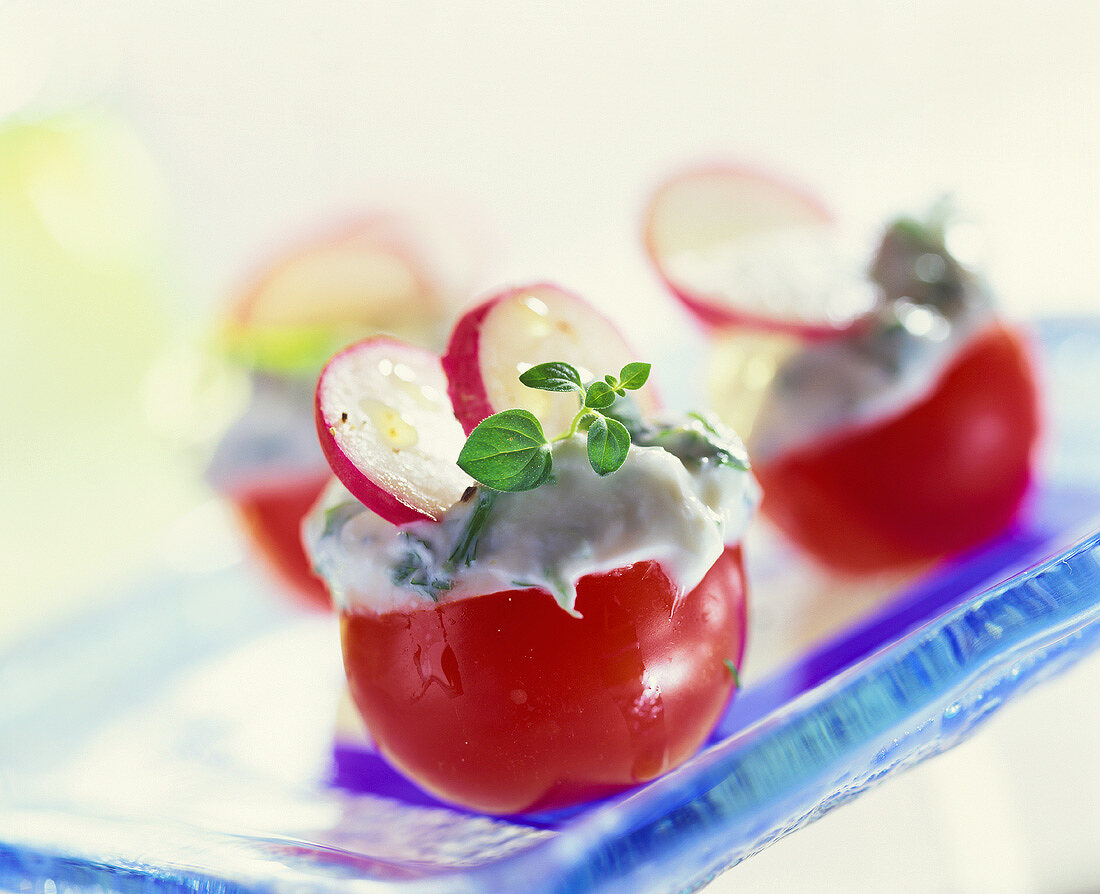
left=341, top=546, right=747, bottom=815
left=754, top=324, right=1041, bottom=573
left=232, top=473, right=331, bottom=609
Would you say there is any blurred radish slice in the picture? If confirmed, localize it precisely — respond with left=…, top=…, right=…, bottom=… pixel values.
left=644, top=166, right=876, bottom=337
left=442, top=283, right=660, bottom=436
left=316, top=337, right=472, bottom=524
left=221, top=215, right=451, bottom=374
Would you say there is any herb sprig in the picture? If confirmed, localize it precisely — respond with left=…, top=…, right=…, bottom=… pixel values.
left=391, top=532, right=453, bottom=601
left=457, top=361, right=652, bottom=492
left=385, top=490, right=497, bottom=604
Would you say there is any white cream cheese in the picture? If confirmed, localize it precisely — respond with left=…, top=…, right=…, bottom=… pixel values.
left=304, top=433, right=758, bottom=616
left=746, top=217, right=997, bottom=462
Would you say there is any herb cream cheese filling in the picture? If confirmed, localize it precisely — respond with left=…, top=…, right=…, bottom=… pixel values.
left=748, top=214, right=997, bottom=462
left=305, top=428, right=758, bottom=616
left=748, top=297, right=994, bottom=461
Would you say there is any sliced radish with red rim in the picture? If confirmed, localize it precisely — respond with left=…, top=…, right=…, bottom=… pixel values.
left=316, top=337, right=472, bottom=525
left=644, top=166, right=877, bottom=337
left=232, top=216, right=439, bottom=326
left=442, top=283, right=660, bottom=436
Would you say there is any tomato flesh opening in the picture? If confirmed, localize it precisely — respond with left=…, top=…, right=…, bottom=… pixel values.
left=754, top=325, right=1040, bottom=573
left=341, top=546, right=747, bottom=815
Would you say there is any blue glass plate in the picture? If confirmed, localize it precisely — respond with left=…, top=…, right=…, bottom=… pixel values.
left=3, top=319, right=1099, bottom=893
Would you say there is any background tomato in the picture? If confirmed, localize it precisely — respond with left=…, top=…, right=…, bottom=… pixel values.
left=754, top=325, right=1040, bottom=573
left=341, top=546, right=747, bottom=815
left=232, top=472, right=331, bottom=609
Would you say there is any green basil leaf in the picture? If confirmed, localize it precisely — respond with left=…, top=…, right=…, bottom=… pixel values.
left=603, top=392, right=647, bottom=440
left=586, top=416, right=630, bottom=476
left=457, top=409, right=553, bottom=492
left=519, top=361, right=583, bottom=393
left=584, top=380, right=616, bottom=410
left=618, top=361, right=651, bottom=391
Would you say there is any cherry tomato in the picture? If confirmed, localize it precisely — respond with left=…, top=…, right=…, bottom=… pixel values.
left=341, top=546, right=747, bottom=815
left=232, top=472, right=331, bottom=609
left=753, top=324, right=1040, bottom=573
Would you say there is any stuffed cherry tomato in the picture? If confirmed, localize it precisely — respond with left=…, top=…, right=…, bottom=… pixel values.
left=206, top=371, right=334, bottom=608
left=645, top=166, right=1041, bottom=572
left=743, top=217, right=1041, bottom=572
left=753, top=324, right=1039, bottom=572
left=206, top=214, right=471, bottom=607
left=305, top=292, right=758, bottom=813
left=342, top=547, right=746, bottom=815
left=307, top=423, right=756, bottom=814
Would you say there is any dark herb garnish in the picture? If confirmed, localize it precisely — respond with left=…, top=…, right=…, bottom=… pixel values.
left=391, top=533, right=453, bottom=602
left=645, top=412, right=750, bottom=472
left=445, top=490, right=496, bottom=570
left=321, top=501, right=363, bottom=539
left=870, top=197, right=972, bottom=317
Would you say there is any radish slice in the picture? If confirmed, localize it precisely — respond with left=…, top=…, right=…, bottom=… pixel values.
left=221, top=215, right=453, bottom=374
left=442, top=283, right=660, bottom=435
left=316, top=337, right=472, bottom=524
left=644, top=166, right=877, bottom=337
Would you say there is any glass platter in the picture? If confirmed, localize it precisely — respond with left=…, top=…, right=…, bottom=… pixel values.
left=2, top=318, right=1099, bottom=893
